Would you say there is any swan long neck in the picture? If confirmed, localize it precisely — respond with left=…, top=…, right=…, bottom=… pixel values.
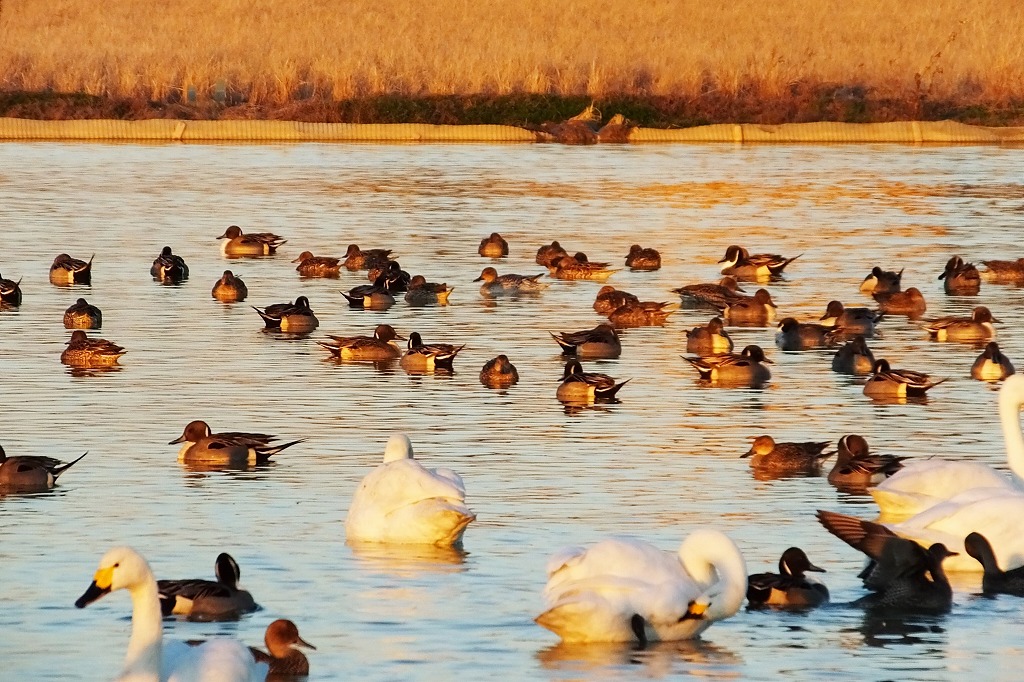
left=122, top=578, right=163, bottom=682
left=678, top=531, right=748, bottom=621
left=999, top=378, right=1024, bottom=482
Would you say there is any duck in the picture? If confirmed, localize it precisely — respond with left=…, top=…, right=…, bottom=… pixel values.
left=548, top=254, right=619, bottom=281
left=150, top=246, right=189, bottom=283
left=831, top=336, right=875, bottom=374
left=775, top=317, right=835, bottom=351
left=550, top=323, right=622, bottom=359
left=212, top=270, right=248, bottom=302
left=980, top=257, right=1024, bottom=285
left=718, top=245, right=799, bottom=280
left=536, top=240, right=569, bottom=267
left=404, top=275, right=454, bottom=306
left=342, top=244, right=393, bottom=271
left=922, top=306, right=999, bottom=342
left=367, top=260, right=411, bottom=292
left=291, top=251, right=341, bottom=278
left=75, top=546, right=267, bottom=681
left=399, top=332, right=465, bottom=372
left=170, top=420, right=302, bottom=465
left=342, top=275, right=395, bottom=310
left=939, top=255, right=981, bottom=295
left=157, top=553, right=258, bottom=619
left=863, top=359, right=945, bottom=399
left=556, top=360, right=629, bottom=403
left=860, top=266, right=903, bottom=295
left=63, top=298, right=103, bottom=329
left=721, top=289, right=777, bottom=326
left=49, top=253, right=93, bottom=285
left=0, top=272, right=23, bottom=306
left=624, top=244, right=661, bottom=271
left=593, top=286, right=639, bottom=314
left=249, top=620, right=316, bottom=677
left=685, top=317, right=734, bottom=355
left=478, top=232, right=509, bottom=257
left=746, top=547, right=829, bottom=608
left=253, top=296, right=319, bottom=333
left=819, top=301, right=881, bottom=336
left=972, top=342, right=1015, bottom=381
left=60, top=330, right=125, bottom=367
left=964, top=532, right=1024, bottom=595
left=480, top=355, right=519, bottom=387
left=873, top=287, right=927, bottom=318
left=318, top=324, right=405, bottom=361
left=827, top=435, right=906, bottom=488
left=474, top=267, right=548, bottom=296
left=345, top=434, right=475, bottom=546
left=218, top=225, right=286, bottom=257
left=535, top=529, right=746, bottom=643
left=816, top=511, right=956, bottom=611
left=741, top=435, right=832, bottom=473
left=608, top=301, right=675, bottom=327
left=0, top=445, right=86, bottom=492
left=682, top=345, right=773, bottom=387
left=672, top=277, right=746, bottom=310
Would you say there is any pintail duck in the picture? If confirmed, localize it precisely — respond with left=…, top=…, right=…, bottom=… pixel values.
left=860, top=266, right=904, bottom=295
left=939, top=255, right=981, bottom=295
left=775, top=317, right=834, bottom=351
left=551, top=323, right=622, bottom=359
left=742, top=435, right=832, bottom=472
left=342, top=244, right=393, bottom=271
left=253, top=296, right=319, bottom=333
left=536, top=240, right=569, bottom=267
left=405, top=275, right=454, bottom=306
left=672, top=276, right=746, bottom=310
left=170, top=420, right=302, bottom=465
left=682, top=345, right=773, bottom=387
left=0, top=272, right=23, bottom=306
left=399, top=332, right=465, bottom=372
left=217, top=225, right=286, bottom=257
left=150, top=246, right=189, bottom=283
left=831, top=336, right=875, bottom=375
left=873, top=287, right=926, bottom=318
left=0, top=444, right=86, bottom=492
left=318, top=324, right=405, bottom=361
left=922, top=305, right=999, bottom=342
left=819, top=301, right=881, bottom=336
left=718, top=245, right=799, bottom=280
left=548, top=254, right=619, bottom=281
left=292, top=251, right=341, bottom=278
left=980, top=257, right=1024, bottom=285
left=157, top=553, right=258, bottom=619
left=608, top=301, right=675, bottom=328
left=593, top=286, right=639, bottom=314
left=478, top=232, right=509, bottom=258
left=367, top=260, right=411, bottom=292
left=965, top=532, right=1024, bottom=596
left=480, top=355, right=519, bottom=387
left=972, top=341, right=1015, bottom=381
left=49, top=253, right=93, bottom=286
left=63, top=298, right=102, bottom=329
left=624, top=244, right=661, bottom=271
left=61, top=330, right=125, bottom=367
left=249, top=620, right=316, bottom=677
left=474, top=267, right=548, bottom=296
left=747, top=547, right=829, bottom=608
left=211, top=270, right=248, bottom=302
left=556, top=359, right=629, bottom=402
left=863, top=359, right=945, bottom=399
left=722, top=289, right=777, bottom=326
left=343, top=275, right=395, bottom=310
left=827, top=435, right=906, bottom=487
left=816, top=511, right=956, bottom=613
left=685, top=317, right=734, bottom=355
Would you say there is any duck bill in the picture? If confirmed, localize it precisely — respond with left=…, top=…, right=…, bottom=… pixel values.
left=740, top=449, right=754, bottom=458
left=807, top=562, right=826, bottom=573
left=472, top=276, right=484, bottom=282
left=168, top=435, right=187, bottom=444
left=297, top=637, right=317, bottom=650
left=290, top=256, right=304, bottom=263
left=992, top=317, right=1003, bottom=323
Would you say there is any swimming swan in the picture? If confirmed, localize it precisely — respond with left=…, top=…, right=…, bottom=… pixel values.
left=535, top=530, right=746, bottom=643
left=345, top=434, right=475, bottom=547
left=75, top=546, right=267, bottom=682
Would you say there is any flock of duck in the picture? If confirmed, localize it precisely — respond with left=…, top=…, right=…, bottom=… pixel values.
left=5, top=225, right=1024, bottom=680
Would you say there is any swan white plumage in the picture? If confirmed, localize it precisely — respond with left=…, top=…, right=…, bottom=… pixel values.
left=345, top=434, right=476, bottom=547
left=535, top=529, right=747, bottom=643
left=870, top=373, right=1024, bottom=516
left=75, top=546, right=267, bottom=682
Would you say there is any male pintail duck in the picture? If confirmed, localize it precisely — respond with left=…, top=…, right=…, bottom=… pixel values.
left=404, top=275, right=454, bottom=306
left=343, top=275, right=395, bottom=310
left=0, top=445, right=86, bottom=492
left=939, top=255, right=981, bottom=295
left=873, top=287, right=927, bottom=318
left=746, top=547, right=829, bottom=608
left=400, top=332, right=465, bottom=372
left=536, top=240, right=569, bottom=266
left=49, top=253, right=93, bottom=285
left=980, top=257, right=1024, bottom=285
left=922, top=305, right=999, bottom=342
left=318, top=324, right=405, bottom=361
left=742, top=435, right=832, bottom=472
left=819, top=301, right=881, bottom=336
left=718, top=245, right=799, bottom=280
left=63, top=298, right=102, bottom=329
left=863, top=359, right=945, bottom=399
left=474, top=267, right=548, bottom=296
left=972, top=341, right=1015, bottom=381
left=964, top=532, right=1024, bottom=596
left=548, top=254, right=619, bottom=281
left=593, top=286, right=639, bottom=314
left=253, top=296, right=319, bottom=333
left=556, top=359, right=629, bottom=403
left=827, top=435, right=906, bottom=487
left=150, top=246, right=189, bottom=283
left=608, top=301, right=676, bottom=327
left=342, top=244, right=393, bottom=271
left=722, top=289, right=778, bottom=326
left=217, top=225, right=286, bottom=257
left=211, top=270, right=248, bottom=302
left=551, top=323, right=622, bottom=359
left=249, top=620, right=316, bottom=677
left=170, top=420, right=302, bottom=465
left=831, top=336, right=875, bottom=374
left=61, top=330, right=125, bottom=367
left=480, top=355, right=519, bottom=387
left=682, top=345, right=773, bottom=387
left=860, top=266, right=904, bottom=294
left=685, top=317, right=734, bottom=355
left=157, top=553, right=258, bottom=619
left=672, top=276, right=746, bottom=309
left=478, top=232, right=509, bottom=257
left=291, top=251, right=342, bottom=278
left=775, top=317, right=835, bottom=351
left=624, top=244, right=661, bottom=271
left=367, top=260, right=411, bottom=292
left=0, top=272, right=23, bottom=306
left=816, top=511, right=956, bottom=613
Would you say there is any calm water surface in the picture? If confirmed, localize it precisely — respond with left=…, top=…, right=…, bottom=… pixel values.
left=1, top=141, right=1023, bottom=681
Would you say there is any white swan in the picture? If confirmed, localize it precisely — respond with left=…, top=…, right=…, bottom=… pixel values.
left=870, top=373, right=1024, bottom=516
left=75, top=546, right=267, bottom=682
left=345, top=434, right=475, bottom=547
left=535, top=529, right=747, bottom=643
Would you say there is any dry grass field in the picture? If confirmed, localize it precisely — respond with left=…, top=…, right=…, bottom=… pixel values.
left=0, top=0, right=1022, bottom=124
